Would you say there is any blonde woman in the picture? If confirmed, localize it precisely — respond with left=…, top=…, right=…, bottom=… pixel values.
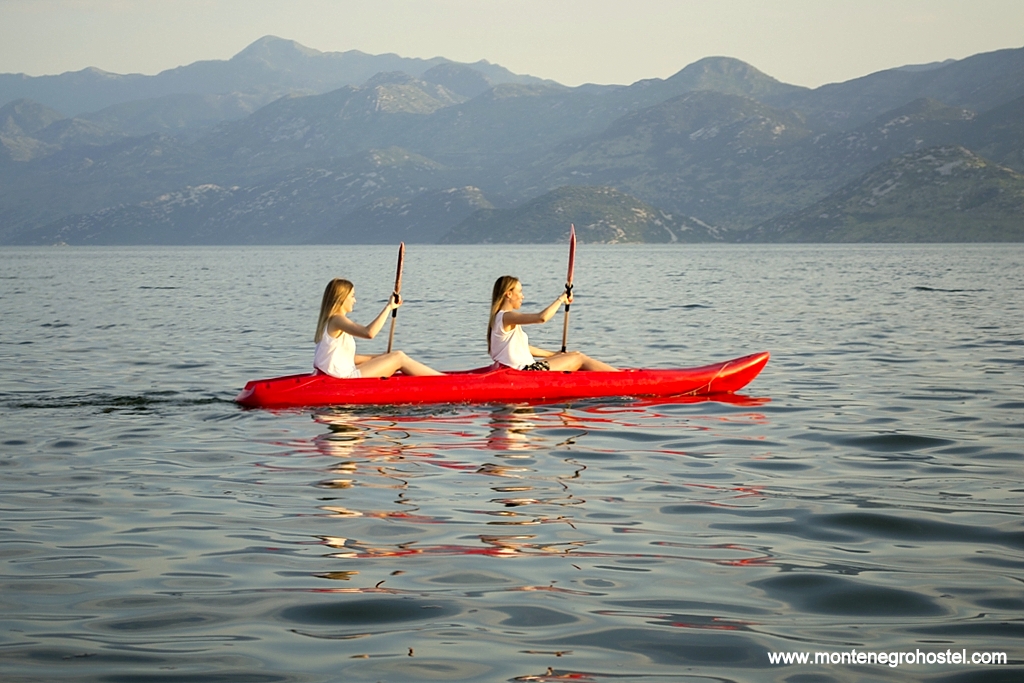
left=488, top=275, right=617, bottom=372
left=314, top=278, right=442, bottom=378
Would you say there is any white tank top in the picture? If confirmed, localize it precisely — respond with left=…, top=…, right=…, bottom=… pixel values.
left=314, top=329, right=359, bottom=378
left=490, top=310, right=535, bottom=370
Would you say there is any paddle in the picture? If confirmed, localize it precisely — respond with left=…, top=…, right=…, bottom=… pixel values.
left=560, top=224, right=576, bottom=353
left=386, top=242, right=404, bottom=353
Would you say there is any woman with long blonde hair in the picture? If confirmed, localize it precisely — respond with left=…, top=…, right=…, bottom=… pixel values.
left=488, top=275, right=617, bottom=372
left=314, top=278, right=442, bottom=378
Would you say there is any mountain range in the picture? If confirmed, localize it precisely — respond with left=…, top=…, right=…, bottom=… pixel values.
left=1, top=36, right=1022, bottom=244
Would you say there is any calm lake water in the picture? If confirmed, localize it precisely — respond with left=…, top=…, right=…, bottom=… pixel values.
left=1, top=244, right=1022, bottom=682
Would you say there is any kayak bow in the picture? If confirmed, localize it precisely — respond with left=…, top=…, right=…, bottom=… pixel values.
left=235, top=351, right=769, bottom=409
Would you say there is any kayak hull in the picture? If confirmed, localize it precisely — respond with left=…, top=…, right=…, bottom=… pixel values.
left=235, top=351, right=769, bottom=409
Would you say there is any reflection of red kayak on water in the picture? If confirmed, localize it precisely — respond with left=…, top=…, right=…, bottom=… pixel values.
left=236, top=351, right=769, bottom=409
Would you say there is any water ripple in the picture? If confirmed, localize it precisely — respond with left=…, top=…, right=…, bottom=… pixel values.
left=3, top=244, right=1023, bottom=681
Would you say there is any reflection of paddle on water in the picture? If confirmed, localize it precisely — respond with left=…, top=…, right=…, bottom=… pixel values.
left=311, top=410, right=368, bottom=459
left=486, top=405, right=540, bottom=452
left=312, top=409, right=418, bottom=460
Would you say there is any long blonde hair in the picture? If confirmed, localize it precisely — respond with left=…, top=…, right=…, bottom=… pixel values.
left=487, top=275, right=519, bottom=352
left=314, top=278, right=354, bottom=343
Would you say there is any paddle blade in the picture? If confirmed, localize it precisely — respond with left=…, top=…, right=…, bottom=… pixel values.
left=394, top=242, right=405, bottom=294
left=566, top=224, right=576, bottom=286
left=388, top=242, right=405, bottom=351
left=561, top=225, right=575, bottom=353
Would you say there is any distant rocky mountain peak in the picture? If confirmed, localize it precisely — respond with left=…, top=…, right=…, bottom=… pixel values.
left=665, top=56, right=807, bottom=100
left=363, top=71, right=419, bottom=87
left=231, top=35, right=326, bottom=62
left=0, top=98, right=66, bottom=136
left=421, top=62, right=494, bottom=99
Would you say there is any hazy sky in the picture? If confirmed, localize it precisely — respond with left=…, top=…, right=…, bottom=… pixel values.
left=1, top=0, right=1022, bottom=87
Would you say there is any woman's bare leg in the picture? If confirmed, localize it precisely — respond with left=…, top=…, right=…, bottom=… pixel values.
left=545, top=351, right=618, bottom=372
left=579, top=355, right=618, bottom=371
left=357, top=351, right=443, bottom=377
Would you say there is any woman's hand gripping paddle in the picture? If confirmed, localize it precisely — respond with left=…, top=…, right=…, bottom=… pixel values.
left=560, top=224, right=576, bottom=353
left=386, top=242, right=404, bottom=353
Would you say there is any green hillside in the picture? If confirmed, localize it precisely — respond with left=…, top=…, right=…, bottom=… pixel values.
left=746, top=146, right=1024, bottom=242
left=441, top=186, right=719, bottom=243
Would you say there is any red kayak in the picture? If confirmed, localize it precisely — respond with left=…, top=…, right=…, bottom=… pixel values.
left=235, top=351, right=769, bottom=409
